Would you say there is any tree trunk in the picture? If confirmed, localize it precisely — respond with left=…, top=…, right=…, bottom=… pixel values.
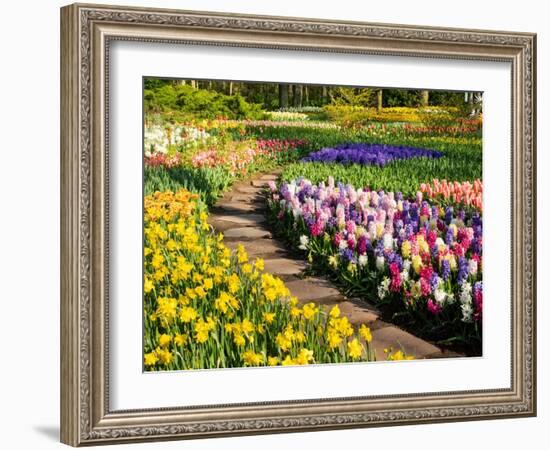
left=293, top=84, right=303, bottom=108
left=322, top=86, right=328, bottom=104
left=467, top=92, right=475, bottom=116
left=420, top=90, right=429, bottom=106
left=190, top=80, right=197, bottom=89
left=377, top=89, right=383, bottom=111
left=304, top=85, right=309, bottom=105
left=279, top=84, right=289, bottom=109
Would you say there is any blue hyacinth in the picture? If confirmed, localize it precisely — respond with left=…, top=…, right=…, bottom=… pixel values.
left=301, top=143, right=443, bottom=167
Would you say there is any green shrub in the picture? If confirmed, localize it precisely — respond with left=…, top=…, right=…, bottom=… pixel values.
left=144, top=84, right=266, bottom=121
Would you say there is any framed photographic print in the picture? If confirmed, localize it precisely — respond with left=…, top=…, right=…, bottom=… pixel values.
left=60, top=2, right=537, bottom=446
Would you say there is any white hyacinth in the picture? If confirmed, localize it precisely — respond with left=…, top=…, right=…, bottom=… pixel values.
left=298, top=235, right=309, bottom=250
left=338, top=239, right=348, bottom=250
left=459, top=282, right=473, bottom=304
left=461, top=303, right=474, bottom=322
left=400, top=270, right=409, bottom=283
left=468, top=259, right=478, bottom=276
left=376, top=256, right=385, bottom=271
left=459, top=282, right=474, bottom=322
left=358, top=255, right=368, bottom=267
left=378, top=277, right=390, bottom=299
left=434, top=288, right=447, bottom=305
left=383, top=233, right=393, bottom=250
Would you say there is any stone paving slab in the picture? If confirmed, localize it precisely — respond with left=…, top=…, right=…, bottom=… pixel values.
left=370, top=326, right=441, bottom=360
left=225, top=239, right=288, bottom=257
left=208, top=219, right=242, bottom=232
left=263, top=258, right=307, bottom=277
left=423, top=349, right=466, bottom=359
left=259, top=174, right=278, bottom=181
left=251, top=179, right=270, bottom=188
left=235, top=185, right=262, bottom=195
left=213, top=202, right=263, bottom=214
left=210, top=214, right=266, bottom=227
left=224, top=227, right=272, bottom=240
left=285, top=278, right=343, bottom=304
left=347, top=298, right=382, bottom=316
left=230, top=193, right=265, bottom=203
left=337, top=300, right=380, bottom=325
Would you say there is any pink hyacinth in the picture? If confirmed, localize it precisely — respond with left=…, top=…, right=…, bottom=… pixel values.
left=310, top=221, right=324, bottom=237
left=427, top=299, right=442, bottom=315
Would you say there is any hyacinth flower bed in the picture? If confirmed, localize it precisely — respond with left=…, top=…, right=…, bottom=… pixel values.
left=267, top=177, right=483, bottom=354
left=142, top=189, right=399, bottom=371
left=301, top=143, right=443, bottom=167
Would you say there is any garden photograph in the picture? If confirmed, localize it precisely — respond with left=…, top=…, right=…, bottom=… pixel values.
left=142, top=78, right=483, bottom=371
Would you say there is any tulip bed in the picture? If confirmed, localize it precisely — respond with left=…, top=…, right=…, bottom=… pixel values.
left=143, top=189, right=383, bottom=370
left=266, top=178, right=482, bottom=354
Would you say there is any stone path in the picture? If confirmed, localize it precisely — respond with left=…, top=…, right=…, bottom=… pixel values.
left=209, top=171, right=446, bottom=361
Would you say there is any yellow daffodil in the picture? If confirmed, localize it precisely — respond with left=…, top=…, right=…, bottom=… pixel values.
left=158, top=334, right=172, bottom=348
left=254, top=258, right=264, bottom=271
left=347, top=338, right=364, bottom=359
left=359, top=325, right=372, bottom=343
left=243, top=350, right=264, bottom=366
left=263, top=312, right=275, bottom=324
left=174, top=333, right=187, bottom=346
left=144, top=352, right=158, bottom=366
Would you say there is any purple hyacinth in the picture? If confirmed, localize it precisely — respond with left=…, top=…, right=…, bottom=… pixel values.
left=374, top=240, right=385, bottom=257
left=387, top=252, right=403, bottom=270
left=445, top=227, right=454, bottom=245
left=301, top=143, right=443, bottom=167
left=445, top=206, right=454, bottom=224
left=342, top=248, right=356, bottom=263
left=441, top=259, right=451, bottom=280
left=430, top=273, right=440, bottom=292
left=457, top=256, right=469, bottom=284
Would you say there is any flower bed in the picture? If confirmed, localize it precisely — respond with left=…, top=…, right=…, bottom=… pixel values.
left=301, top=143, right=443, bottom=167
left=144, top=124, right=210, bottom=155
left=144, top=152, right=182, bottom=168
left=267, top=177, right=482, bottom=353
left=267, top=111, right=310, bottom=122
left=190, top=145, right=259, bottom=176
left=188, top=138, right=307, bottom=175
left=143, top=189, right=384, bottom=370
left=229, top=119, right=341, bottom=129
left=420, top=179, right=483, bottom=212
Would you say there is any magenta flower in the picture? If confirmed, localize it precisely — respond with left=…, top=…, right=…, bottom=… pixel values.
left=427, top=299, right=443, bottom=315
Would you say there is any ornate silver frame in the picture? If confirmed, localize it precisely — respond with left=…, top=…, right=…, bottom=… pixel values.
left=60, top=3, right=536, bottom=446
